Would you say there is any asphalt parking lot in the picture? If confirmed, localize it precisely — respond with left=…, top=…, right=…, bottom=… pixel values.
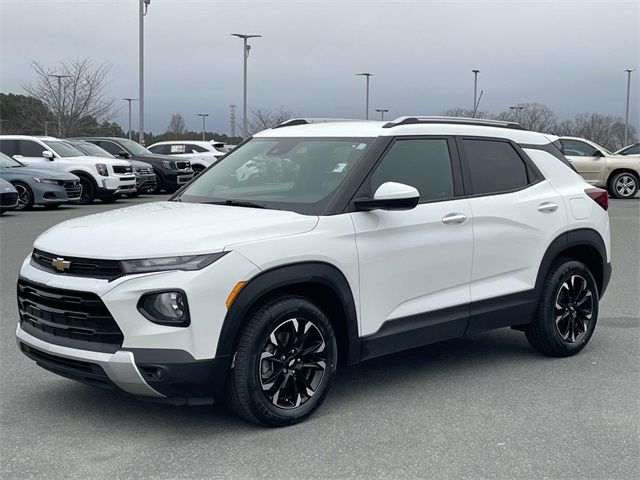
left=1, top=196, right=638, bottom=480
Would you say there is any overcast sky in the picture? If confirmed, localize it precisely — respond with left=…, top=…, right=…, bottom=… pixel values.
left=1, top=0, right=638, bottom=135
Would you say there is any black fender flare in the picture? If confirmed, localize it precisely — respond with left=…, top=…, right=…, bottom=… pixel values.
left=534, top=228, right=609, bottom=297
left=215, top=261, right=360, bottom=366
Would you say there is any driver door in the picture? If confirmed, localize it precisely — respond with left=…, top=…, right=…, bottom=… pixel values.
left=350, top=137, right=473, bottom=359
left=16, top=140, right=57, bottom=169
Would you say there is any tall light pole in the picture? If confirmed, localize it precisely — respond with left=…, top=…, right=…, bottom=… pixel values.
left=48, top=74, right=71, bottom=136
left=123, top=98, right=138, bottom=139
left=356, top=73, right=373, bottom=120
left=375, top=108, right=389, bottom=120
left=472, top=69, right=480, bottom=112
left=231, top=33, right=262, bottom=139
left=624, top=68, right=635, bottom=146
left=510, top=105, right=524, bottom=124
left=197, top=113, right=209, bottom=141
left=139, top=0, right=150, bottom=145
left=229, top=104, right=237, bottom=138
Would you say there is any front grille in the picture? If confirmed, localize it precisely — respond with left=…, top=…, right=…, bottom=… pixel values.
left=62, top=180, right=82, bottom=199
left=31, top=249, right=124, bottom=281
left=113, top=165, right=133, bottom=174
left=176, top=161, right=190, bottom=170
left=17, top=278, right=124, bottom=353
left=20, top=343, right=116, bottom=390
left=1, top=192, right=18, bottom=206
left=135, top=167, right=152, bottom=174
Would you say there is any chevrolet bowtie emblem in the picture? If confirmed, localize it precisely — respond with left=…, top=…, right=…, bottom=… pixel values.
left=51, top=257, right=71, bottom=272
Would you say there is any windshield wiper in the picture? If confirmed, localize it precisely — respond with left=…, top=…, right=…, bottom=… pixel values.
left=205, top=199, right=267, bottom=209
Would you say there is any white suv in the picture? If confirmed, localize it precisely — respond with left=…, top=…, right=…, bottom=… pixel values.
left=16, top=117, right=612, bottom=426
left=0, top=136, right=136, bottom=203
left=147, top=140, right=228, bottom=174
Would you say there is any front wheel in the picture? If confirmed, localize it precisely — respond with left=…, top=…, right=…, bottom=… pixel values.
left=609, top=172, right=639, bottom=199
left=525, top=260, right=599, bottom=357
left=12, top=182, right=34, bottom=211
left=225, top=296, right=337, bottom=427
left=77, top=176, right=96, bottom=204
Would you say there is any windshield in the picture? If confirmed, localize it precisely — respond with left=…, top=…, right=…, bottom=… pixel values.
left=118, top=138, right=152, bottom=155
left=70, top=141, right=115, bottom=158
left=43, top=140, right=84, bottom=158
left=178, top=137, right=372, bottom=212
left=0, top=152, right=23, bottom=167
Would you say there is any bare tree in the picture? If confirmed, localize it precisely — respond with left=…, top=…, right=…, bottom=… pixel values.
left=554, top=113, right=637, bottom=151
left=440, top=107, right=489, bottom=119
left=22, top=59, right=115, bottom=137
left=492, top=103, right=557, bottom=132
left=248, top=107, right=299, bottom=135
left=167, top=113, right=186, bottom=138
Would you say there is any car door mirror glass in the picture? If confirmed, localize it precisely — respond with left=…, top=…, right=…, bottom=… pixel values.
left=117, top=151, right=130, bottom=159
left=593, top=150, right=604, bottom=157
left=354, top=182, right=420, bottom=211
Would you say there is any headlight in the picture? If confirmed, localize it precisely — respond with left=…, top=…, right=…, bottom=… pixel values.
left=32, top=177, right=59, bottom=184
left=120, top=252, right=227, bottom=274
left=138, top=290, right=190, bottom=326
left=162, top=160, right=176, bottom=169
left=95, top=163, right=109, bottom=176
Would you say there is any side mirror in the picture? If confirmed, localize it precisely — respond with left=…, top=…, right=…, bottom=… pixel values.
left=42, top=150, right=54, bottom=160
left=354, top=182, right=420, bottom=211
left=117, top=151, right=131, bottom=159
left=593, top=150, right=604, bottom=157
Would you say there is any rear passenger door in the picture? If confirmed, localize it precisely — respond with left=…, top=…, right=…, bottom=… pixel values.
left=458, top=137, right=567, bottom=331
left=352, top=137, right=473, bottom=356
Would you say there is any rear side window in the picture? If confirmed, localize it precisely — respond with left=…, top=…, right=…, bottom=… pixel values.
left=187, top=144, right=208, bottom=153
left=149, top=144, right=169, bottom=155
left=370, top=138, right=454, bottom=203
left=461, top=139, right=529, bottom=195
left=0, top=139, right=19, bottom=157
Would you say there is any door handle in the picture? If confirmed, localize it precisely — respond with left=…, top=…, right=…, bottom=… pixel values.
left=442, top=213, right=467, bottom=225
left=537, top=202, right=558, bottom=213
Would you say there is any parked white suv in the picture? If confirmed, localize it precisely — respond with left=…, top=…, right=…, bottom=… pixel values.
left=0, top=136, right=136, bottom=203
left=16, top=117, right=611, bottom=426
left=147, top=140, right=228, bottom=174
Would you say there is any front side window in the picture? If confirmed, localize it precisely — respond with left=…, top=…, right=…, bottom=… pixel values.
left=178, top=137, right=372, bottom=212
left=19, top=140, right=46, bottom=157
left=72, top=141, right=114, bottom=158
left=461, top=139, right=530, bottom=195
left=560, top=139, right=600, bottom=157
left=621, top=144, right=640, bottom=155
left=41, top=141, right=83, bottom=158
left=369, top=138, right=454, bottom=203
left=117, top=138, right=152, bottom=156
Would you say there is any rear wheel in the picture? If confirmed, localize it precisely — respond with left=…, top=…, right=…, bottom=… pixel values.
left=609, top=172, right=639, bottom=199
left=225, top=296, right=337, bottom=427
left=525, top=260, right=599, bottom=357
left=12, top=182, right=34, bottom=211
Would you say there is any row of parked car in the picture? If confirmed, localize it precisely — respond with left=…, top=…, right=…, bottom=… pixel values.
left=0, top=136, right=233, bottom=213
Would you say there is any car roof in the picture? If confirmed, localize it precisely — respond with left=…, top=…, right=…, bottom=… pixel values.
left=0, top=135, right=66, bottom=141
left=254, top=119, right=553, bottom=145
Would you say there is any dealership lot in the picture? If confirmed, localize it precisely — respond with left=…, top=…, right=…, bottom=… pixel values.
left=1, top=197, right=638, bottom=479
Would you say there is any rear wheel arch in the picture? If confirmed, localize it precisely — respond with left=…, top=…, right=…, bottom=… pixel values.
left=217, top=262, right=360, bottom=368
left=608, top=168, right=639, bottom=185
left=536, top=229, right=607, bottom=297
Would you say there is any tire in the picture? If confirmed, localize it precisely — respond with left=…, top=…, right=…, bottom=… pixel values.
left=525, top=260, right=599, bottom=357
left=608, top=171, right=639, bottom=199
left=43, top=203, right=62, bottom=209
left=149, top=174, right=163, bottom=194
left=225, top=296, right=338, bottom=427
left=12, top=182, right=34, bottom=211
left=76, top=175, right=96, bottom=205
left=193, top=165, right=205, bottom=176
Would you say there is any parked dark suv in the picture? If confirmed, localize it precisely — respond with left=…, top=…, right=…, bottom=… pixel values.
left=77, top=137, right=194, bottom=193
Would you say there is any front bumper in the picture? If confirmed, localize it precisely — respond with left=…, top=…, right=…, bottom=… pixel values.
left=15, top=251, right=260, bottom=400
left=165, top=169, right=194, bottom=189
left=101, top=175, right=137, bottom=195
left=134, top=172, right=157, bottom=192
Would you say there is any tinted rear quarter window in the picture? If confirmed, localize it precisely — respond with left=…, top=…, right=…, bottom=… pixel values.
left=0, top=139, right=19, bottom=157
left=461, top=139, right=529, bottom=195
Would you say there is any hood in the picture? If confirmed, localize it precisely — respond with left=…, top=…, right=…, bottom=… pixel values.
left=0, top=166, right=79, bottom=180
left=68, top=155, right=132, bottom=167
left=34, top=201, right=319, bottom=259
left=128, top=159, right=154, bottom=169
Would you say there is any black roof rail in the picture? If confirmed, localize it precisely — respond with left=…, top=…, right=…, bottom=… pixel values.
left=272, top=118, right=365, bottom=129
left=382, top=116, right=526, bottom=130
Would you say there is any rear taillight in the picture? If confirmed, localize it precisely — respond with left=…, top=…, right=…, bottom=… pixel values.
left=585, top=187, right=608, bottom=211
